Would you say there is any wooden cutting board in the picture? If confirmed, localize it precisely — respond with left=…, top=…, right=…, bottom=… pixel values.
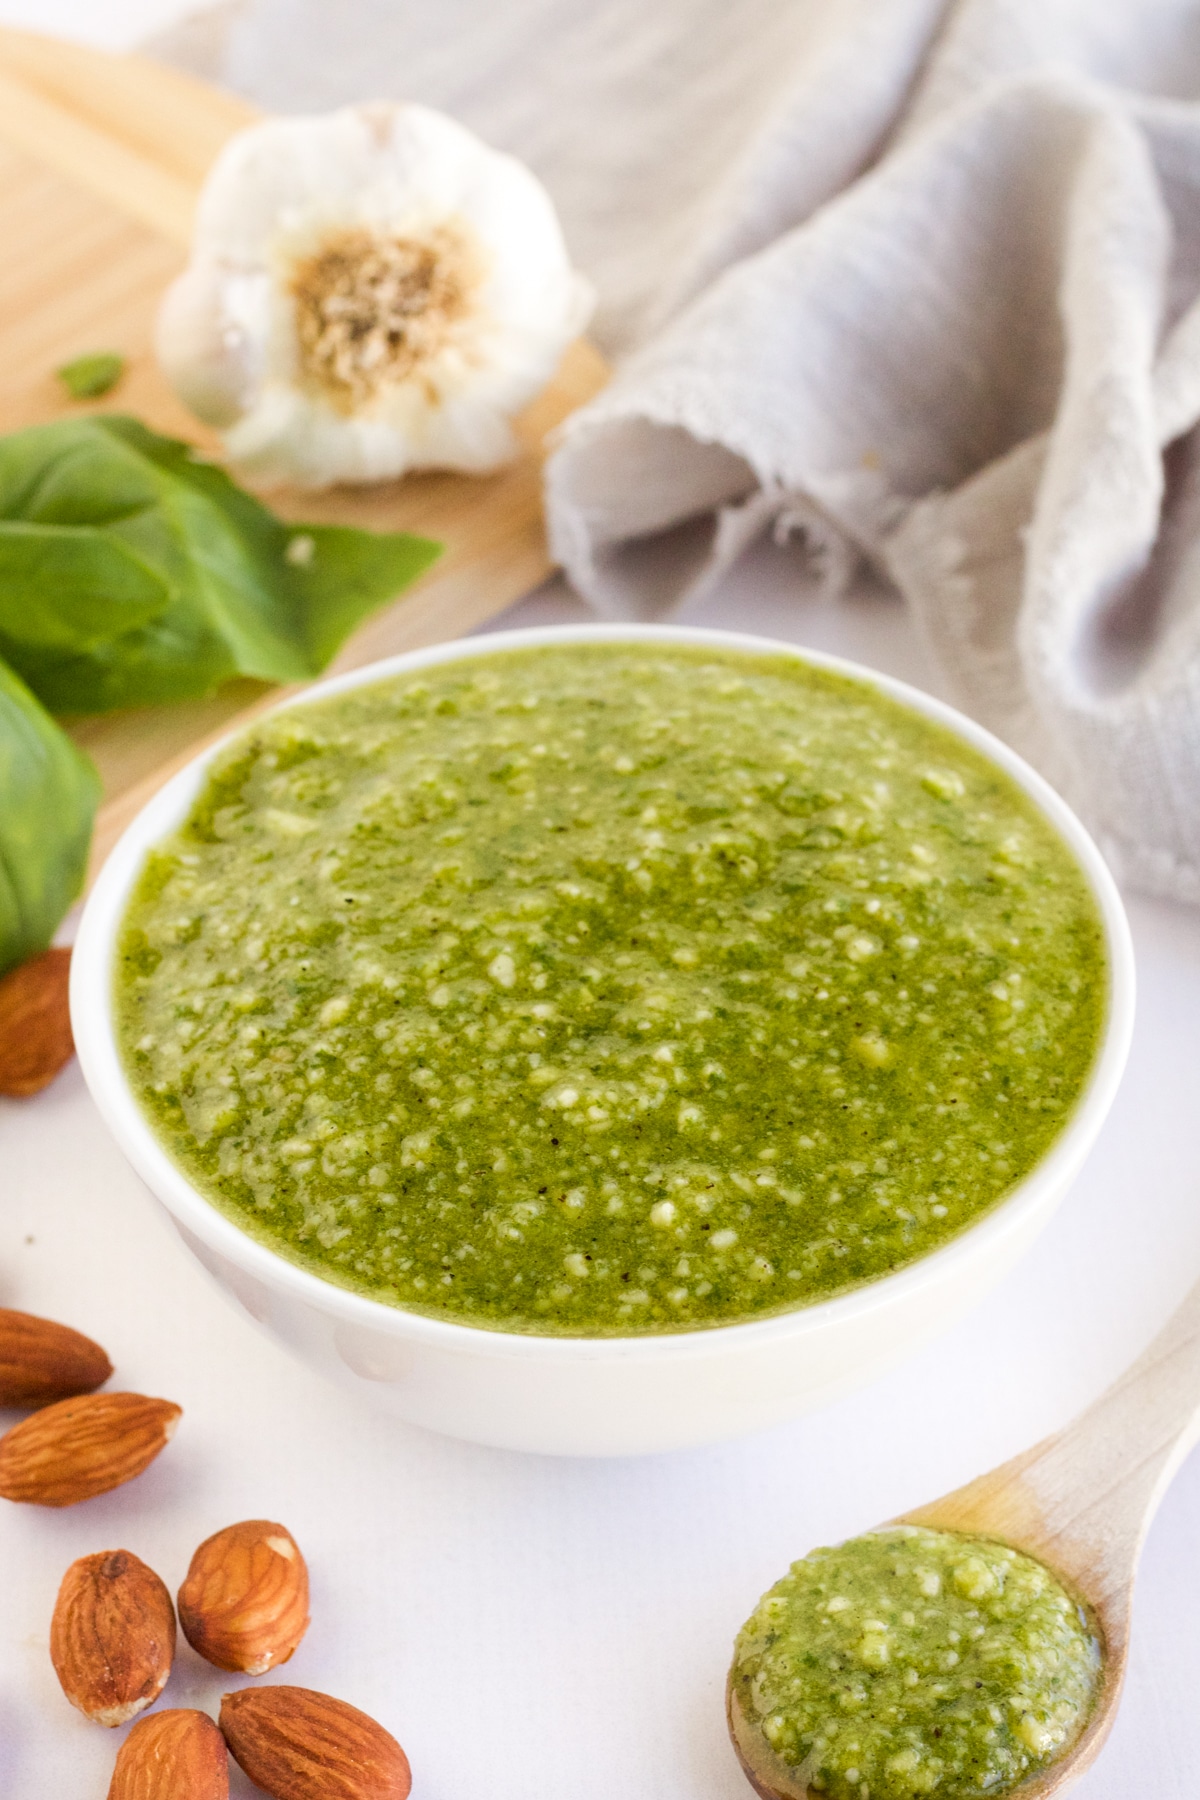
left=0, top=28, right=608, bottom=874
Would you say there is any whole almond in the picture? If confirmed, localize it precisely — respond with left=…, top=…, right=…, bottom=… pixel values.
left=51, top=1549, right=176, bottom=1726
left=220, top=1686, right=411, bottom=1800
left=109, top=1708, right=229, bottom=1800
left=0, top=1392, right=181, bottom=1506
left=0, top=947, right=74, bottom=1097
left=0, top=1307, right=113, bottom=1408
left=179, top=1519, right=310, bottom=1674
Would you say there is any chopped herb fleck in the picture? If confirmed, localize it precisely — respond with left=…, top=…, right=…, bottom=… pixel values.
left=57, top=351, right=125, bottom=400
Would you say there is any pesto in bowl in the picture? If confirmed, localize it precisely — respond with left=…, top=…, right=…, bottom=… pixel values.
left=114, top=640, right=1106, bottom=1336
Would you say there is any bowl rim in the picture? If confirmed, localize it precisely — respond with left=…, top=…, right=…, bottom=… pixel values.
left=71, top=621, right=1136, bottom=1364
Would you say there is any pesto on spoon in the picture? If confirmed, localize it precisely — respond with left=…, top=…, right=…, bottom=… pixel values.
left=728, top=1277, right=1200, bottom=1798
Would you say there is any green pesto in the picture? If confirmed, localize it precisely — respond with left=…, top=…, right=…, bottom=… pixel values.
left=114, top=642, right=1106, bottom=1335
left=730, top=1527, right=1101, bottom=1799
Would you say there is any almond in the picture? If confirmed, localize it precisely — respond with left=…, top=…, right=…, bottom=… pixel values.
left=51, top=1548, right=176, bottom=1726
left=109, top=1708, right=229, bottom=1800
left=219, top=1686, right=411, bottom=1800
left=0, top=947, right=74, bottom=1097
left=0, top=1392, right=181, bottom=1506
left=0, top=1307, right=113, bottom=1408
left=179, top=1519, right=310, bottom=1674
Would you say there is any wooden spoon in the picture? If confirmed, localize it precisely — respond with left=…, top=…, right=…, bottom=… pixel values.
left=729, top=1276, right=1200, bottom=1798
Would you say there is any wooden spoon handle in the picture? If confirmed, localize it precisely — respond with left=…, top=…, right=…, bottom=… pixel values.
left=906, top=1275, right=1200, bottom=1649
left=1076, top=1273, right=1200, bottom=1514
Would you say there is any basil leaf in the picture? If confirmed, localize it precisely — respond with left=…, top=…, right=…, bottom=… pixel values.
left=268, top=523, right=447, bottom=670
left=0, top=417, right=441, bottom=713
left=0, top=523, right=167, bottom=651
left=0, top=659, right=100, bottom=975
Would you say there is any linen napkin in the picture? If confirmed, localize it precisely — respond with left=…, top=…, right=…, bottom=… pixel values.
left=159, top=0, right=1200, bottom=904
left=157, top=0, right=949, bottom=356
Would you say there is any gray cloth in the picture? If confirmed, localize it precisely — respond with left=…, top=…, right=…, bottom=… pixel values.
left=158, top=0, right=1200, bottom=904
left=175, top=0, right=948, bottom=355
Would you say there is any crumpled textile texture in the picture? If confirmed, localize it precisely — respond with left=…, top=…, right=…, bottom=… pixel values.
left=176, top=0, right=946, bottom=355
left=164, top=0, right=1200, bottom=902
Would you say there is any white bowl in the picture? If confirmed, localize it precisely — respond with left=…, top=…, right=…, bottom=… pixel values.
left=71, top=625, right=1135, bottom=1457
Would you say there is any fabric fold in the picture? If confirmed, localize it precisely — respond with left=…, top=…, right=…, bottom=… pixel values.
left=546, top=56, right=1200, bottom=903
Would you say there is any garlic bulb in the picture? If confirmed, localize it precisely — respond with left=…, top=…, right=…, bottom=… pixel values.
left=157, top=104, right=593, bottom=488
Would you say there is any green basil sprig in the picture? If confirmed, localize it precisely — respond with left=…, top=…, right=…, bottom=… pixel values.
left=0, top=415, right=442, bottom=974
left=0, top=416, right=441, bottom=713
left=0, top=660, right=100, bottom=975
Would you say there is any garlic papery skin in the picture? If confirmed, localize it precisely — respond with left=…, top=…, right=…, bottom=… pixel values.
left=156, top=104, right=593, bottom=489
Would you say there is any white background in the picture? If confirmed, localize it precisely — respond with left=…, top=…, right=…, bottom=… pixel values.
left=2, top=7, right=1200, bottom=1799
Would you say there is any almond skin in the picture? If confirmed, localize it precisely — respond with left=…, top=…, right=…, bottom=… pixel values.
left=179, top=1519, right=310, bottom=1674
left=0, top=1307, right=113, bottom=1408
left=220, top=1686, right=411, bottom=1800
left=0, top=1392, right=181, bottom=1506
left=109, top=1709, right=229, bottom=1800
left=51, top=1549, right=176, bottom=1727
left=0, top=947, right=74, bottom=1097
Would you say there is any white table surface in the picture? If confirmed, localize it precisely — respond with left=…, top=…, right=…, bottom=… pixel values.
left=2, top=538, right=1200, bottom=1799
left=2, top=10, right=1200, bottom=1794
